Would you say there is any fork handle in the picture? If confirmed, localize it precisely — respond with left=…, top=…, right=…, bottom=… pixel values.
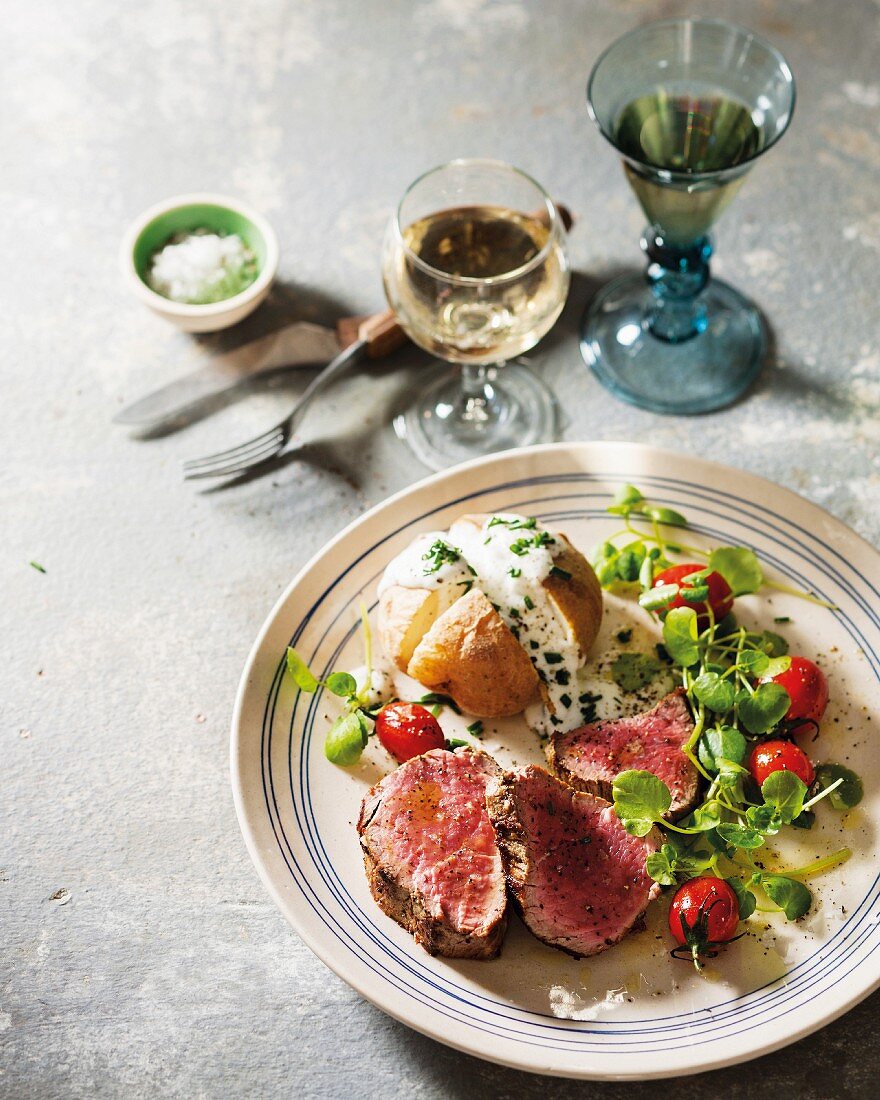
left=287, top=337, right=370, bottom=432
left=336, top=309, right=406, bottom=359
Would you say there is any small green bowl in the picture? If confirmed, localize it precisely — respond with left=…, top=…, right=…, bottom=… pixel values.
left=121, top=193, right=279, bottom=332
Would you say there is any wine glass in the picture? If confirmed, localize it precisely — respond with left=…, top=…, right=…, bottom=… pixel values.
left=383, top=159, right=570, bottom=470
left=580, top=18, right=796, bottom=414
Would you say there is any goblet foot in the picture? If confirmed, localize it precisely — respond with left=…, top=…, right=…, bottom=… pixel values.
left=580, top=273, right=765, bottom=414
left=394, top=361, right=557, bottom=470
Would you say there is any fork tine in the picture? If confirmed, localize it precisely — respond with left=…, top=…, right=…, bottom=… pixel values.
left=183, top=436, right=287, bottom=480
left=183, top=426, right=287, bottom=479
left=183, top=426, right=283, bottom=471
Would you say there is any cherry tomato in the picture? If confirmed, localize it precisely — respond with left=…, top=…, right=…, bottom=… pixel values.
left=748, top=739, right=815, bottom=787
left=760, top=656, right=829, bottom=733
left=375, top=702, right=445, bottom=763
left=653, top=562, right=734, bottom=628
left=669, top=877, right=740, bottom=968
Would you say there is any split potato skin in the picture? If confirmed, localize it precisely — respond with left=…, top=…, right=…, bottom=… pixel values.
left=376, top=514, right=604, bottom=719
left=407, top=588, right=540, bottom=717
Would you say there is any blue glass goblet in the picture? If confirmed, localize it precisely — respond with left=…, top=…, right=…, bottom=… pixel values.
left=580, top=18, right=795, bottom=414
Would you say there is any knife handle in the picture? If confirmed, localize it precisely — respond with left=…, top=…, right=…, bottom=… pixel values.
left=336, top=309, right=407, bottom=359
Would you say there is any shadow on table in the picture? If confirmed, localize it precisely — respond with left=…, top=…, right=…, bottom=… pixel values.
left=196, top=342, right=426, bottom=494
left=548, top=267, right=869, bottom=422
left=126, top=279, right=360, bottom=440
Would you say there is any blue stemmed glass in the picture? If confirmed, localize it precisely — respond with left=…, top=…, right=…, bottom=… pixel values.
left=580, top=19, right=795, bottom=414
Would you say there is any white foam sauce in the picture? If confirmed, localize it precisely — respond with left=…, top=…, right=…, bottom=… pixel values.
left=380, top=515, right=590, bottom=734
left=377, top=531, right=475, bottom=595
left=349, top=664, right=396, bottom=707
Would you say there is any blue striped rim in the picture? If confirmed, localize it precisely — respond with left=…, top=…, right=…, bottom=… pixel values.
left=253, top=471, right=880, bottom=1054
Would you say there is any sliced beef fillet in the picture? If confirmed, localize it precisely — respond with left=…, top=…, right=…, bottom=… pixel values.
left=548, top=689, right=700, bottom=819
left=358, top=748, right=508, bottom=959
left=486, top=766, right=660, bottom=958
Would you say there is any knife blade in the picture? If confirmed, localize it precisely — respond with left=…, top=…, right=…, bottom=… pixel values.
left=113, top=320, right=344, bottom=427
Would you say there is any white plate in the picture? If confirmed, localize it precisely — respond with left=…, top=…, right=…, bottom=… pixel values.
left=231, top=442, right=880, bottom=1080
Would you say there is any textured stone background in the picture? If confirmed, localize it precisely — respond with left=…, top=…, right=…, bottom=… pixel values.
left=3, top=0, right=879, bottom=1096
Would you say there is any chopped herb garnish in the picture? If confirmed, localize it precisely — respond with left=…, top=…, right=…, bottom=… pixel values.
left=445, top=737, right=469, bottom=750
left=544, top=652, right=563, bottom=664
left=466, top=720, right=484, bottom=738
left=421, top=539, right=461, bottom=575
left=559, top=693, right=572, bottom=708
left=616, top=628, right=632, bottom=644
left=524, top=595, right=535, bottom=611
left=29, top=561, right=46, bottom=573
left=554, top=669, right=570, bottom=686
left=489, top=515, right=537, bottom=530
left=415, top=692, right=462, bottom=715
left=529, top=640, right=539, bottom=650
left=508, top=567, right=522, bottom=578
left=509, top=607, right=521, bottom=619
left=549, top=565, right=572, bottom=581
left=509, top=538, right=531, bottom=556
left=774, top=616, right=791, bottom=623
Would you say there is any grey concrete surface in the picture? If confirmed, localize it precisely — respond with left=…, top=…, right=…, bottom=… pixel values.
left=3, top=0, right=879, bottom=1096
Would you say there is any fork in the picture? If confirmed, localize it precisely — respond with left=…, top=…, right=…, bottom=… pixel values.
left=182, top=310, right=405, bottom=480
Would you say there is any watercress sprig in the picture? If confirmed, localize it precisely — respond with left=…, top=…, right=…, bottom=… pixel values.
left=286, top=646, right=376, bottom=765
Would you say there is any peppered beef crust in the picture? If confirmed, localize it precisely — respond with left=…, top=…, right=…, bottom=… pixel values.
left=486, top=767, right=661, bottom=958
left=357, top=749, right=508, bottom=959
left=547, top=689, right=701, bottom=820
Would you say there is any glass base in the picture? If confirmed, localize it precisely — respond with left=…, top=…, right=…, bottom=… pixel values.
left=394, top=361, right=557, bottom=471
left=580, top=273, right=765, bottom=414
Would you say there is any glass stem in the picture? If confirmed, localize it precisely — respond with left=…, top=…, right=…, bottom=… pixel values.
left=643, top=227, right=712, bottom=344
left=457, top=363, right=499, bottom=430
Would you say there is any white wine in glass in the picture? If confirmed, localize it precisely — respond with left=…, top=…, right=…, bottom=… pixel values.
left=383, top=160, right=570, bottom=470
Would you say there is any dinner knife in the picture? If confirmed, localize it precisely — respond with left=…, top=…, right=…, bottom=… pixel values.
left=113, top=316, right=370, bottom=427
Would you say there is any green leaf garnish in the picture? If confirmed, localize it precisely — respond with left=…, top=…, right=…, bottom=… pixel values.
left=662, top=607, right=700, bottom=667
left=738, top=682, right=791, bottom=734
left=647, top=506, right=687, bottom=528
left=698, top=726, right=747, bottom=772
left=760, top=770, right=808, bottom=824
left=612, top=770, right=671, bottom=836
left=324, top=711, right=368, bottom=765
left=759, top=630, right=789, bottom=657
left=692, top=671, right=736, bottom=713
left=639, top=583, right=678, bottom=611
left=708, top=546, right=763, bottom=596
left=716, top=823, right=765, bottom=850
left=286, top=647, right=319, bottom=693
left=614, top=484, right=644, bottom=507
left=814, top=764, right=863, bottom=810
left=726, top=877, right=757, bottom=920
left=759, top=874, right=812, bottom=920
left=325, top=671, right=357, bottom=698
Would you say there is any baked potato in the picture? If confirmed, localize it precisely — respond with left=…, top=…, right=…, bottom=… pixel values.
left=377, top=513, right=603, bottom=718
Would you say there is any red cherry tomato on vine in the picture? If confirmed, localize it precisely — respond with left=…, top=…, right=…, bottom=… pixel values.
left=748, top=739, right=815, bottom=787
left=375, top=702, right=445, bottom=763
left=669, top=877, right=740, bottom=968
left=760, top=656, right=829, bottom=734
left=653, top=562, right=734, bottom=628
